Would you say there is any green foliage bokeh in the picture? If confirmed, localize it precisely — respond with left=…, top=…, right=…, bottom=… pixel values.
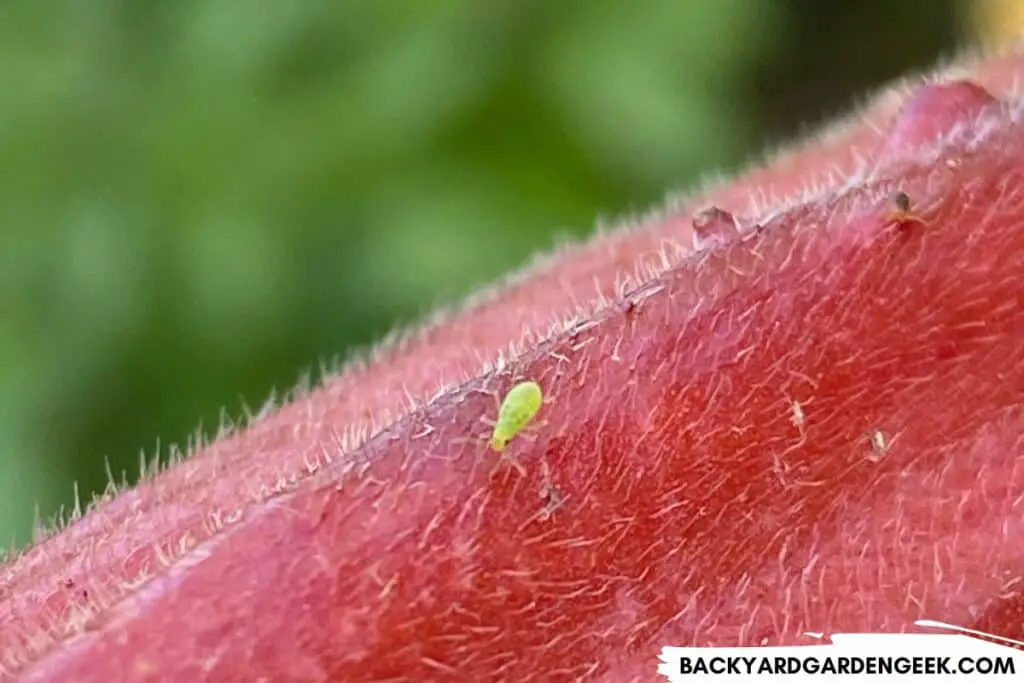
left=0, top=0, right=961, bottom=549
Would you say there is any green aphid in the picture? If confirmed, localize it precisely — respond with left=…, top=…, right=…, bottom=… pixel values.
left=489, top=380, right=543, bottom=453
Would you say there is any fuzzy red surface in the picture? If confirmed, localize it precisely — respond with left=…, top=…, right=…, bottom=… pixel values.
left=4, top=49, right=1024, bottom=683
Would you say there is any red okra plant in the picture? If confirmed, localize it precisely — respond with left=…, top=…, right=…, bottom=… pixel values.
left=4, top=46, right=1024, bottom=682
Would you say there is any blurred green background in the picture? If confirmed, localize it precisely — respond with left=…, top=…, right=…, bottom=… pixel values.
left=0, top=0, right=1008, bottom=550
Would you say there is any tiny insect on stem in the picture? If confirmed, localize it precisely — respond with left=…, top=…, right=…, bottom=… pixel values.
left=691, top=206, right=741, bottom=250
left=487, top=380, right=544, bottom=476
left=884, top=190, right=927, bottom=230
left=489, top=380, right=544, bottom=453
left=890, top=190, right=911, bottom=214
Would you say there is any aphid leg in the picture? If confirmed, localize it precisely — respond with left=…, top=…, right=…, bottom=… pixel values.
left=491, top=451, right=528, bottom=478
left=517, top=417, right=550, bottom=439
left=452, top=411, right=497, bottom=448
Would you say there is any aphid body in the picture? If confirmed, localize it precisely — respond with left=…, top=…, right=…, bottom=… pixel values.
left=489, top=380, right=543, bottom=452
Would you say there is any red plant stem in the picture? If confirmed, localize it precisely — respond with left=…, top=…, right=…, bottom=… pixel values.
left=4, top=47, right=1024, bottom=682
